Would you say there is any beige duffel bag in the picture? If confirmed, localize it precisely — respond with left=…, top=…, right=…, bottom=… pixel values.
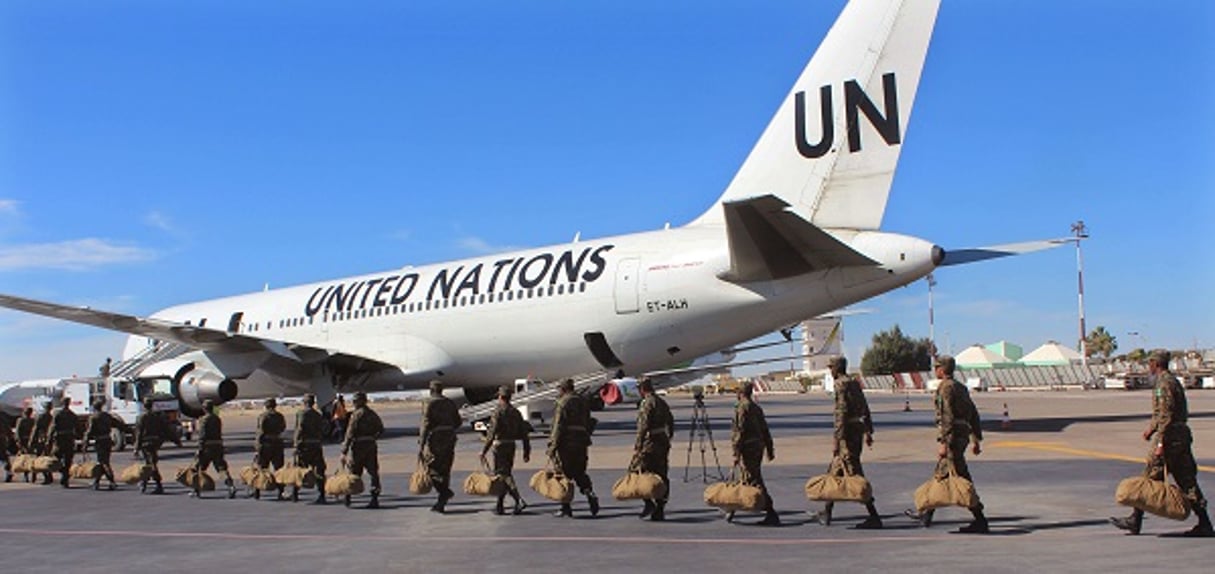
left=1116, top=472, right=1191, bottom=521
left=703, top=481, right=765, bottom=512
left=324, top=471, right=365, bottom=496
left=32, top=456, right=62, bottom=473
left=11, top=454, right=34, bottom=473
left=529, top=469, right=574, bottom=503
left=70, top=462, right=103, bottom=481
left=176, top=467, right=216, bottom=491
left=120, top=463, right=153, bottom=485
left=409, top=464, right=433, bottom=495
left=913, top=470, right=978, bottom=512
left=463, top=471, right=505, bottom=497
left=611, top=472, right=667, bottom=501
left=804, top=474, right=873, bottom=503
left=239, top=465, right=278, bottom=491
left=274, top=465, right=317, bottom=489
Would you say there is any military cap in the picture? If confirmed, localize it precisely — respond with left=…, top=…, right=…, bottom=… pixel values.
left=303, top=393, right=316, bottom=404
left=936, top=355, right=956, bottom=376
left=559, top=379, right=575, bottom=392
left=142, top=397, right=155, bottom=408
left=828, top=356, right=848, bottom=372
left=264, top=398, right=277, bottom=408
left=638, top=378, right=655, bottom=393
left=739, top=381, right=755, bottom=395
left=61, top=396, right=72, bottom=406
left=498, top=385, right=513, bottom=398
left=429, top=380, right=444, bottom=393
left=1149, top=349, right=1171, bottom=366
left=93, top=399, right=106, bottom=411
left=353, top=391, right=368, bottom=403
left=202, top=399, right=216, bottom=410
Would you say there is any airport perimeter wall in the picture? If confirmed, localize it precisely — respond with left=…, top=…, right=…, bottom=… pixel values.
left=860, top=364, right=1106, bottom=392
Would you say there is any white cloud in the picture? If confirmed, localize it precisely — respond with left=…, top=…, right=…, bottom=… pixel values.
left=0, top=238, right=155, bottom=271
left=143, top=210, right=174, bottom=233
left=456, top=235, right=525, bottom=255
left=0, top=199, right=19, bottom=216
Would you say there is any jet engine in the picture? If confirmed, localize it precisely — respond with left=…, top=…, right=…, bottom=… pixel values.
left=598, top=377, right=641, bottom=407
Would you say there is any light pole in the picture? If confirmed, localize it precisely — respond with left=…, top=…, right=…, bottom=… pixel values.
left=927, top=273, right=937, bottom=367
left=1070, top=221, right=1090, bottom=373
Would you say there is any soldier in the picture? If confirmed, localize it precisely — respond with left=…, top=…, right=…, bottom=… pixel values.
left=253, top=398, right=287, bottom=500
left=0, top=412, right=13, bottom=483
left=630, top=378, right=674, bottom=522
left=420, top=380, right=462, bottom=513
left=293, top=393, right=328, bottom=503
left=48, top=396, right=78, bottom=488
left=99, top=357, right=112, bottom=379
left=84, top=399, right=125, bottom=490
left=133, top=396, right=178, bottom=494
left=190, top=399, right=237, bottom=499
left=810, top=356, right=882, bottom=529
left=906, top=355, right=989, bottom=534
left=731, top=381, right=779, bottom=526
left=548, top=379, right=600, bottom=518
left=1111, top=350, right=1212, bottom=537
left=15, top=407, right=35, bottom=482
left=30, top=402, right=53, bottom=484
left=479, top=385, right=530, bottom=515
left=342, top=391, right=383, bottom=508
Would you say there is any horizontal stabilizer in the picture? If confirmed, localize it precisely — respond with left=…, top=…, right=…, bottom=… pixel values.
left=721, top=195, right=877, bottom=282
left=939, top=239, right=1071, bottom=267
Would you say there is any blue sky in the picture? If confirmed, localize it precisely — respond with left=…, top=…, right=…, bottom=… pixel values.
left=1, top=0, right=1212, bottom=380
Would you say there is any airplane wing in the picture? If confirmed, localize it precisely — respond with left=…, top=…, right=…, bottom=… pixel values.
left=0, top=293, right=394, bottom=370
left=938, top=239, right=1072, bottom=267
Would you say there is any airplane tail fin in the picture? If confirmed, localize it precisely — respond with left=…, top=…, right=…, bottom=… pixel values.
left=689, top=0, right=941, bottom=230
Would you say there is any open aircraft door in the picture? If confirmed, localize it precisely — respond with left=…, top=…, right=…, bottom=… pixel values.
left=613, top=257, right=640, bottom=314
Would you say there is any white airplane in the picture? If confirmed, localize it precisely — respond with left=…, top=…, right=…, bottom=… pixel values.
left=0, top=0, right=1063, bottom=416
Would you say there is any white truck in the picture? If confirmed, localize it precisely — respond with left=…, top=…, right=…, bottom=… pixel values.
left=0, top=376, right=188, bottom=450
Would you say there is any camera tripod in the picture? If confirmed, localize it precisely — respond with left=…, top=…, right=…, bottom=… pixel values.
left=683, top=393, right=725, bottom=483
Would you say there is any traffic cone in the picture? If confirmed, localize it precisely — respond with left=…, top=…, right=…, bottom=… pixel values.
left=903, top=394, right=912, bottom=412
left=1001, top=403, right=1012, bottom=430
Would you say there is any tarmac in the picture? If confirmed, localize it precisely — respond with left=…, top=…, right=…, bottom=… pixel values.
left=1, top=389, right=1212, bottom=573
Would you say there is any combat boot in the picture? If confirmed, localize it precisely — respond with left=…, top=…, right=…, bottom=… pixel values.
left=758, top=509, right=781, bottom=526
left=905, top=509, right=933, bottom=528
left=640, top=499, right=656, bottom=519
left=276, top=487, right=286, bottom=501
left=650, top=501, right=666, bottom=522
left=344, top=494, right=352, bottom=508
left=855, top=501, right=883, bottom=529
left=494, top=495, right=506, bottom=516
left=252, top=489, right=261, bottom=500
left=1109, top=509, right=1143, bottom=535
left=4, top=471, right=11, bottom=483
left=554, top=503, right=573, bottom=518
left=227, top=480, right=237, bottom=500
left=314, top=492, right=328, bottom=505
left=587, top=493, right=600, bottom=517
left=291, top=487, right=300, bottom=502
left=366, top=491, right=380, bottom=509
left=512, top=497, right=528, bottom=515
left=958, top=508, right=990, bottom=534
left=811, top=502, right=834, bottom=526
left=1182, top=508, right=1213, bottom=538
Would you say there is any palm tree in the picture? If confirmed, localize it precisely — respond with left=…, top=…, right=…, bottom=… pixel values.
left=1086, top=326, right=1118, bottom=359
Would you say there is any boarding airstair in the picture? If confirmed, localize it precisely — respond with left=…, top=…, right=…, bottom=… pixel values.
left=108, top=341, right=191, bottom=379
left=458, top=370, right=611, bottom=423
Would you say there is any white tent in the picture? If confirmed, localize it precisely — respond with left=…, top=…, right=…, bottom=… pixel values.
left=954, top=345, right=1015, bottom=368
left=1020, top=341, right=1083, bottom=366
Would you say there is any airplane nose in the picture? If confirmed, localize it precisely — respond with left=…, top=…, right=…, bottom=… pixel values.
left=932, top=245, right=945, bottom=266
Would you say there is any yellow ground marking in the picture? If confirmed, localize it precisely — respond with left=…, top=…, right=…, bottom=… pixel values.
left=988, top=440, right=1215, bottom=473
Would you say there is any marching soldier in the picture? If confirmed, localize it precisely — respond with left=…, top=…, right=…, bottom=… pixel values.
left=732, top=382, right=779, bottom=526
left=548, top=379, right=600, bottom=518
left=30, top=402, right=53, bottom=484
left=1111, top=350, right=1212, bottom=537
left=15, top=407, right=35, bottom=482
left=133, top=397, right=176, bottom=494
left=253, top=398, right=288, bottom=500
left=48, top=396, right=78, bottom=488
left=479, top=385, right=530, bottom=515
left=630, top=378, right=674, bottom=522
left=907, top=356, right=989, bottom=533
left=84, top=399, right=125, bottom=490
left=342, top=391, right=383, bottom=508
left=293, top=393, right=328, bottom=503
left=191, top=399, right=237, bottom=499
left=0, top=412, right=13, bottom=483
left=420, top=380, right=462, bottom=513
left=811, top=356, right=882, bottom=529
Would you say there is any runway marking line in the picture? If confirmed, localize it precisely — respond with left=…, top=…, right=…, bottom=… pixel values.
left=988, top=440, right=1215, bottom=473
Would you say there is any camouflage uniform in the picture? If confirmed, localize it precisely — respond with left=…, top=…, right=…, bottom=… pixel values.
left=133, top=406, right=171, bottom=493
left=191, top=406, right=236, bottom=497
left=254, top=403, right=287, bottom=499
left=293, top=398, right=328, bottom=503
left=15, top=411, right=34, bottom=482
left=812, top=372, right=882, bottom=527
left=0, top=414, right=13, bottom=482
left=548, top=389, right=599, bottom=517
left=912, top=371, right=988, bottom=533
left=420, top=392, right=462, bottom=510
left=732, top=392, right=778, bottom=523
left=30, top=406, right=54, bottom=484
left=631, top=391, right=674, bottom=520
left=482, top=395, right=531, bottom=515
left=85, top=408, right=124, bottom=489
left=343, top=399, right=384, bottom=507
left=48, top=403, right=78, bottom=487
